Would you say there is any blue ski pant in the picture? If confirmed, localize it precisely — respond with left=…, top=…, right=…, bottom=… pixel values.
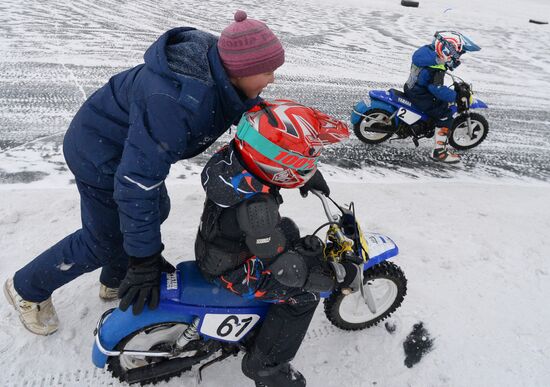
left=409, top=97, right=454, bottom=128
left=422, top=100, right=454, bottom=128
left=13, top=179, right=170, bottom=302
left=404, top=86, right=454, bottom=128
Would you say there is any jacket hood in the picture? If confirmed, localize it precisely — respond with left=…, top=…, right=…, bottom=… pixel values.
left=144, top=27, right=218, bottom=84
left=143, top=27, right=262, bottom=119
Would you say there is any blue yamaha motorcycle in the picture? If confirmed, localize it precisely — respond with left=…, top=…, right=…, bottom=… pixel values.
left=351, top=73, right=489, bottom=150
left=92, top=191, right=407, bottom=385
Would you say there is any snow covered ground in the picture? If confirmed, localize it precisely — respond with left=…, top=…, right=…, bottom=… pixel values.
left=1, top=0, right=549, bottom=386
left=1, top=182, right=549, bottom=386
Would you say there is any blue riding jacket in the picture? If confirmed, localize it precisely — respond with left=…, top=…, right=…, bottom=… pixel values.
left=63, top=27, right=261, bottom=257
left=404, top=45, right=457, bottom=109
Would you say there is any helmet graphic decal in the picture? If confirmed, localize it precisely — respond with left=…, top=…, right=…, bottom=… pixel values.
left=235, top=100, right=349, bottom=189
left=433, top=31, right=464, bottom=64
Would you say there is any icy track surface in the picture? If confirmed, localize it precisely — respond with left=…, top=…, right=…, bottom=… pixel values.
left=1, top=0, right=550, bottom=386
left=1, top=0, right=550, bottom=183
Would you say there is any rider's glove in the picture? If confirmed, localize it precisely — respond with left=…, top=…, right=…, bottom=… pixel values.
left=299, top=170, right=330, bottom=197
left=454, top=84, right=472, bottom=105
left=293, top=235, right=324, bottom=261
left=118, top=252, right=176, bottom=315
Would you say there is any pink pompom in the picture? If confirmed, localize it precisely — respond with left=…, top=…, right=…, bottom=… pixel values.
left=234, top=10, right=247, bottom=22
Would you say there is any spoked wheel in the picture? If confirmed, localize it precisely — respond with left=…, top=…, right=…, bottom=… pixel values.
left=353, top=108, right=395, bottom=144
left=324, top=261, right=407, bottom=331
left=107, top=322, right=208, bottom=385
left=449, top=112, right=489, bottom=150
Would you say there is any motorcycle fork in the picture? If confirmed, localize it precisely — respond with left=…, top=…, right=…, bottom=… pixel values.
left=466, top=112, right=473, bottom=137
left=359, top=270, right=378, bottom=314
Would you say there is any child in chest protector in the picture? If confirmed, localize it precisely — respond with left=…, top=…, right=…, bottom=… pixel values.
left=404, top=31, right=479, bottom=164
left=194, top=100, right=360, bottom=387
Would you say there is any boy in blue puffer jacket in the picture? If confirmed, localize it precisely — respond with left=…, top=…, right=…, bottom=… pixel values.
left=404, top=31, right=479, bottom=163
left=3, top=10, right=285, bottom=336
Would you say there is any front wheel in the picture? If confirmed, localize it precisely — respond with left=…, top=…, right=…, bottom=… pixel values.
left=449, top=112, right=489, bottom=150
left=353, top=108, right=395, bottom=144
left=324, top=261, right=407, bottom=331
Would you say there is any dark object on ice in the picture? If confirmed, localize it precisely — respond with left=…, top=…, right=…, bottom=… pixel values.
left=529, top=19, right=548, bottom=25
left=403, top=322, right=434, bottom=368
left=385, top=321, right=397, bottom=334
left=401, top=0, right=419, bottom=8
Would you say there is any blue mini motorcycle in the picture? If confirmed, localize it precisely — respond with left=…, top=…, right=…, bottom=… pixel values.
left=92, top=191, right=407, bottom=385
left=351, top=73, right=489, bottom=149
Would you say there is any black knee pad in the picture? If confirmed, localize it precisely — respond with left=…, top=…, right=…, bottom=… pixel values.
left=268, top=251, right=308, bottom=288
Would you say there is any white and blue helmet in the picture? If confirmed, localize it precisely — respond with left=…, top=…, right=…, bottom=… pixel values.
left=433, top=31, right=480, bottom=64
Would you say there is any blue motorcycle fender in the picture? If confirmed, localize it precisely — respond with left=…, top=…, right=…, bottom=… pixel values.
left=351, top=99, right=395, bottom=125
left=362, top=233, right=399, bottom=270
left=319, top=233, right=399, bottom=298
left=450, top=98, right=488, bottom=114
left=470, top=98, right=488, bottom=109
left=92, top=303, right=194, bottom=368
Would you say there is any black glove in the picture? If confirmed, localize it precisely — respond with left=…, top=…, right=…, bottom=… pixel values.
left=454, top=83, right=471, bottom=104
left=118, top=253, right=176, bottom=315
left=299, top=170, right=330, bottom=197
left=293, top=235, right=324, bottom=262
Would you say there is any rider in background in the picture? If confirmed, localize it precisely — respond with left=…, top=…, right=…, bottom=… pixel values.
left=195, top=101, right=359, bottom=386
left=404, top=31, right=479, bottom=164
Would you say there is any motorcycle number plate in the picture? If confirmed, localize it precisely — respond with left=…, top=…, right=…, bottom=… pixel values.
left=396, top=107, right=421, bottom=125
left=200, top=313, right=261, bottom=341
left=364, top=232, right=397, bottom=258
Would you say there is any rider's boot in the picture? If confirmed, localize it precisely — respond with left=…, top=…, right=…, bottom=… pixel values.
left=98, top=283, right=119, bottom=301
left=3, top=277, right=59, bottom=335
left=431, top=127, right=460, bottom=164
left=242, top=346, right=306, bottom=387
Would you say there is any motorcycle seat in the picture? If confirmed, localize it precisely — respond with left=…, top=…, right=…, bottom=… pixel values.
left=389, top=88, right=411, bottom=102
left=389, top=89, right=426, bottom=116
left=174, top=261, right=268, bottom=308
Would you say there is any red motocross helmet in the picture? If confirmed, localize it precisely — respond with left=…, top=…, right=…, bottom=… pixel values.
left=235, top=100, right=349, bottom=189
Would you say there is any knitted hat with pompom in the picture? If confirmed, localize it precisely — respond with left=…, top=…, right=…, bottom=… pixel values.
left=218, top=10, right=285, bottom=77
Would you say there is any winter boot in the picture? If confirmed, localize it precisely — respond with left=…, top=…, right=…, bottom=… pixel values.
left=3, top=277, right=59, bottom=335
left=242, top=350, right=306, bottom=387
left=431, top=127, right=460, bottom=164
left=99, top=284, right=119, bottom=301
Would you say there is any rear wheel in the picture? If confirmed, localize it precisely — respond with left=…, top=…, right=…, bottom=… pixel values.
left=449, top=112, right=489, bottom=150
left=353, top=108, right=395, bottom=144
left=324, top=262, right=407, bottom=331
left=107, top=322, right=206, bottom=385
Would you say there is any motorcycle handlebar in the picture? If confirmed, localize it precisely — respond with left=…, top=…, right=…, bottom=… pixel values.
left=310, top=189, right=338, bottom=222
left=310, top=190, right=352, bottom=246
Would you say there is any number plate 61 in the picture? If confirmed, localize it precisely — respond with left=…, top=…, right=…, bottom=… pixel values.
left=200, top=313, right=261, bottom=341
